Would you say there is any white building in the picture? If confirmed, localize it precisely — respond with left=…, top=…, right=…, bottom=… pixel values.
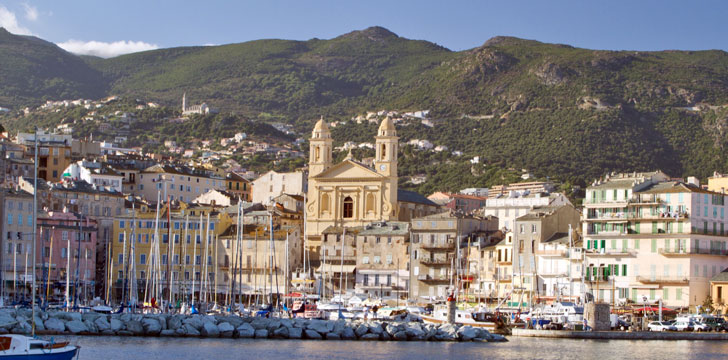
left=251, top=170, right=307, bottom=204
left=61, top=160, right=124, bottom=193
left=483, top=191, right=572, bottom=231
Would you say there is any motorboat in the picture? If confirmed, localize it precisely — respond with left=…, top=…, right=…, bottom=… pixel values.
left=0, top=335, right=79, bottom=359
left=421, top=305, right=507, bottom=331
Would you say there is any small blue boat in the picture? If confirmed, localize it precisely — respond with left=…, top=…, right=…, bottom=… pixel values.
left=0, top=335, right=79, bottom=359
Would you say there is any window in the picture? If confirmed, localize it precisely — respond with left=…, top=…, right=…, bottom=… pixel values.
left=363, top=274, right=369, bottom=286
left=362, top=256, right=369, bottom=264
left=386, top=254, right=392, bottom=264
left=140, top=254, right=146, bottom=265
left=118, top=233, right=124, bottom=243
left=162, top=254, right=168, bottom=265
left=374, top=256, right=381, bottom=264
left=120, top=221, right=125, bottom=229
left=343, top=196, right=354, bottom=218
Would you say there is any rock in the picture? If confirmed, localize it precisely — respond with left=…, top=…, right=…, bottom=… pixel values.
left=223, top=316, right=244, bottom=328
left=325, top=332, right=340, bottom=340
left=66, top=320, right=88, bottom=334
left=82, top=312, right=102, bottom=323
left=142, top=318, right=162, bottom=335
left=279, top=319, right=293, bottom=329
left=117, top=330, right=133, bottom=336
left=341, top=327, right=356, bottom=340
left=457, top=326, right=478, bottom=341
left=379, top=332, right=391, bottom=341
left=174, top=327, right=187, bottom=336
left=183, top=317, right=203, bottom=331
left=254, top=329, right=268, bottom=338
left=354, top=324, right=369, bottom=337
left=94, top=316, right=111, bottom=332
left=126, top=320, right=143, bottom=335
left=306, top=320, right=329, bottom=335
left=101, top=329, right=116, bottom=336
left=65, top=312, right=83, bottom=322
left=45, top=318, right=65, bottom=333
left=84, top=320, right=99, bottom=334
left=201, top=322, right=220, bottom=337
left=250, top=318, right=269, bottom=330
left=32, top=317, right=45, bottom=332
left=11, top=321, right=31, bottom=335
left=360, top=333, right=379, bottom=341
left=0, top=314, right=16, bottom=329
left=184, top=324, right=200, bottom=337
left=368, top=323, right=383, bottom=335
left=304, top=329, right=322, bottom=340
left=167, top=316, right=182, bottom=331
left=272, top=326, right=289, bottom=339
left=110, top=318, right=124, bottom=332
left=488, top=334, right=508, bottom=342
left=266, top=319, right=281, bottom=332
left=218, top=322, right=235, bottom=338
left=393, top=330, right=408, bottom=341
left=160, top=329, right=176, bottom=337
left=236, top=323, right=255, bottom=338
left=288, top=327, right=303, bottom=339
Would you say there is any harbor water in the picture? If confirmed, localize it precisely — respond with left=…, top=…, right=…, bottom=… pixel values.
left=55, top=335, right=728, bottom=360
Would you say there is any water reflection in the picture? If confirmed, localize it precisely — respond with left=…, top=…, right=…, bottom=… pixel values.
left=55, top=335, right=728, bottom=360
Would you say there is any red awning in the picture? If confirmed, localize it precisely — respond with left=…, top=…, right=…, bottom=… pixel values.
left=633, top=306, right=675, bottom=313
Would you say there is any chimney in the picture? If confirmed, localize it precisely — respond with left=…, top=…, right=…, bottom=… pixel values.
left=687, top=177, right=700, bottom=187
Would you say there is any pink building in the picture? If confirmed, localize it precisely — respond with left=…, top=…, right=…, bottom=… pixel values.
left=427, top=192, right=487, bottom=214
left=36, top=211, right=98, bottom=303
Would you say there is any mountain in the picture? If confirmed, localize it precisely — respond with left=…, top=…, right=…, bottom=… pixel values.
left=2, top=26, right=728, bottom=184
left=0, top=28, right=107, bottom=108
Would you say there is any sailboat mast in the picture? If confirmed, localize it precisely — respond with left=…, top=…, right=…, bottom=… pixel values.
left=31, top=128, right=38, bottom=336
left=339, top=228, right=345, bottom=303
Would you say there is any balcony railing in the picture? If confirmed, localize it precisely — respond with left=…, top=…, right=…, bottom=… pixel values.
left=420, top=258, right=453, bottom=266
left=535, top=249, right=567, bottom=257
left=586, top=249, right=636, bottom=257
left=637, top=276, right=689, bottom=284
left=417, top=275, right=451, bottom=283
left=659, top=248, right=728, bottom=256
left=587, top=212, right=689, bottom=221
left=421, top=241, right=456, bottom=251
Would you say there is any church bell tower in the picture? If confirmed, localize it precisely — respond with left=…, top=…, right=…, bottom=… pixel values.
left=309, top=116, right=333, bottom=177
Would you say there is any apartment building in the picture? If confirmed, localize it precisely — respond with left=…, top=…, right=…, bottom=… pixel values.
left=354, top=221, right=410, bottom=300
left=225, top=172, right=252, bottom=202
left=252, top=170, right=306, bottom=204
left=511, top=204, right=581, bottom=307
left=17, top=131, right=72, bottom=182
left=583, top=172, right=728, bottom=309
left=410, top=212, right=498, bottom=301
left=483, top=191, right=571, bottom=231
left=0, top=189, right=34, bottom=297
left=137, top=164, right=226, bottom=203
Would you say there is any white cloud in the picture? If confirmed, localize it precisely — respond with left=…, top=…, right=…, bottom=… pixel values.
left=22, top=3, right=37, bottom=21
left=57, top=39, right=159, bottom=58
left=0, top=5, right=34, bottom=35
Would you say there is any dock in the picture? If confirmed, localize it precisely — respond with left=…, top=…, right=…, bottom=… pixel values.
left=512, top=329, right=728, bottom=340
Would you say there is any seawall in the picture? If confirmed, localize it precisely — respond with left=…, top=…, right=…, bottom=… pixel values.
left=512, top=328, right=728, bottom=340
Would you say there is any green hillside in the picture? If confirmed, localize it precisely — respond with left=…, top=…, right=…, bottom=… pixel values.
left=1, top=26, right=728, bottom=185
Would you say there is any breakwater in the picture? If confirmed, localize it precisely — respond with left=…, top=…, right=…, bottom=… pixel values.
left=0, top=308, right=506, bottom=342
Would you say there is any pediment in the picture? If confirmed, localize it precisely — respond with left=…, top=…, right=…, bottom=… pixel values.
left=312, top=160, right=384, bottom=180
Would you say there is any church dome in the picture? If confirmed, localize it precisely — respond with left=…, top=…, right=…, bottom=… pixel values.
left=378, top=117, right=395, bottom=133
left=314, top=116, right=330, bottom=132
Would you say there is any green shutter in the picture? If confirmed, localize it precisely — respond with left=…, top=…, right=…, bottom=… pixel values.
left=652, top=222, right=658, bottom=234
left=587, top=240, right=592, bottom=249
left=622, top=264, right=627, bottom=276
left=650, top=289, right=656, bottom=300
left=676, top=288, right=682, bottom=300
left=632, top=289, right=638, bottom=302
left=614, top=265, right=620, bottom=276
left=651, top=239, right=657, bottom=253
left=622, top=239, right=628, bottom=251
left=678, top=222, right=683, bottom=233
left=634, top=239, right=640, bottom=249
left=663, top=288, right=669, bottom=300
left=601, top=240, right=606, bottom=249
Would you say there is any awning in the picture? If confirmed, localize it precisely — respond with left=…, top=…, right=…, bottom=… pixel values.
left=317, top=264, right=356, bottom=273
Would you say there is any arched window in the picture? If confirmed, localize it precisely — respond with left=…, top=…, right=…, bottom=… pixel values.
left=365, top=193, right=375, bottom=214
left=381, top=144, right=386, bottom=159
left=315, top=146, right=321, bottom=162
left=321, top=193, right=330, bottom=214
left=343, top=196, right=354, bottom=218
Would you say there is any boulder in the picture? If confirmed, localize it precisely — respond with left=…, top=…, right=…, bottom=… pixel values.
left=250, top=318, right=269, bottom=330
left=44, top=317, right=66, bottom=333
left=174, top=327, right=187, bottom=336
left=218, top=322, right=235, bottom=338
left=126, top=320, right=143, bottom=335
left=288, top=327, right=303, bottom=339
left=83, top=320, right=99, bottom=334
left=183, top=324, right=200, bottom=337
left=368, top=323, right=383, bottom=335
left=142, top=318, right=162, bottom=335
left=272, top=326, right=289, bottom=339
left=360, top=333, right=379, bottom=341
left=160, top=329, right=176, bottom=337
left=94, top=317, right=111, bottom=332
left=457, top=326, right=478, bottom=341
left=117, top=330, right=134, bottom=336
left=304, top=329, right=322, bottom=340
left=266, top=319, right=281, bottom=332
left=183, top=317, right=203, bottom=331
left=223, top=316, right=244, bottom=328
left=354, top=324, right=369, bottom=337
left=325, top=332, right=340, bottom=340
left=11, top=321, right=31, bottom=335
left=254, top=329, right=269, bottom=338
left=82, top=312, right=102, bottom=323
left=167, top=316, right=182, bottom=331
left=236, top=323, right=255, bottom=338
left=379, top=332, right=391, bottom=341
left=65, top=312, right=83, bottom=322
left=110, top=318, right=124, bottom=332
left=341, top=327, right=356, bottom=340
left=66, top=320, right=88, bottom=334
left=201, top=322, right=220, bottom=337
left=393, top=330, right=408, bottom=341
left=306, top=320, right=329, bottom=334
left=488, top=334, right=508, bottom=342
left=279, top=319, right=293, bottom=329
left=32, top=317, right=45, bottom=332
left=0, top=314, right=16, bottom=329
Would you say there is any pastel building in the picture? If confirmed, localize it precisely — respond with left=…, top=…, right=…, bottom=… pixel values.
left=583, top=172, right=728, bottom=309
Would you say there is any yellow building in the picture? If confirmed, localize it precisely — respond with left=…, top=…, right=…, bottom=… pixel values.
left=305, top=117, right=399, bottom=245
left=708, top=173, right=728, bottom=194
left=110, top=203, right=228, bottom=304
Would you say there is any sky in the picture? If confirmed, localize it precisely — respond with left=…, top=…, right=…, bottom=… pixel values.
left=1, top=0, right=727, bottom=58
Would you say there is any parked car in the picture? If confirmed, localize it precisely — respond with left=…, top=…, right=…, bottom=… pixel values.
left=673, top=320, right=693, bottom=331
left=692, top=322, right=710, bottom=332
left=648, top=321, right=677, bottom=332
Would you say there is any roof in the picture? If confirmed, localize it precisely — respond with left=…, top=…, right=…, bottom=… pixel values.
left=543, top=232, right=570, bottom=244
left=358, top=221, right=410, bottom=236
left=398, top=189, right=438, bottom=207
left=321, top=225, right=364, bottom=235
left=711, top=268, right=728, bottom=283
left=314, top=117, right=330, bottom=132
left=226, top=172, right=250, bottom=182
left=639, top=181, right=719, bottom=195
left=516, top=205, right=562, bottom=220
left=378, top=117, right=395, bottom=131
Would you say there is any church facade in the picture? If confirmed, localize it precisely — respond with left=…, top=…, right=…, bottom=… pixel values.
left=305, top=117, right=401, bottom=245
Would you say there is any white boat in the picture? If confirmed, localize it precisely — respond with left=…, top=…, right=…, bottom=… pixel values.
left=421, top=306, right=506, bottom=331
left=0, top=334, right=79, bottom=359
left=531, top=302, right=584, bottom=325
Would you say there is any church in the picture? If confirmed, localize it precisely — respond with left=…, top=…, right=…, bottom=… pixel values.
left=305, top=117, right=439, bottom=247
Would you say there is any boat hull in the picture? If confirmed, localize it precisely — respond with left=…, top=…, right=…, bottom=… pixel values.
left=0, top=347, right=78, bottom=359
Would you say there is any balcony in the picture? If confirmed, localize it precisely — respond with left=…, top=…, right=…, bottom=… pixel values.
left=496, top=275, right=513, bottom=282
left=497, top=259, right=512, bottom=265
left=420, top=258, right=453, bottom=266
left=535, top=249, right=567, bottom=257
left=586, top=249, right=636, bottom=257
left=421, top=241, right=455, bottom=251
left=659, top=248, right=728, bottom=257
left=637, top=276, right=689, bottom=285
left=417, top=275, right=451, bottom=284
